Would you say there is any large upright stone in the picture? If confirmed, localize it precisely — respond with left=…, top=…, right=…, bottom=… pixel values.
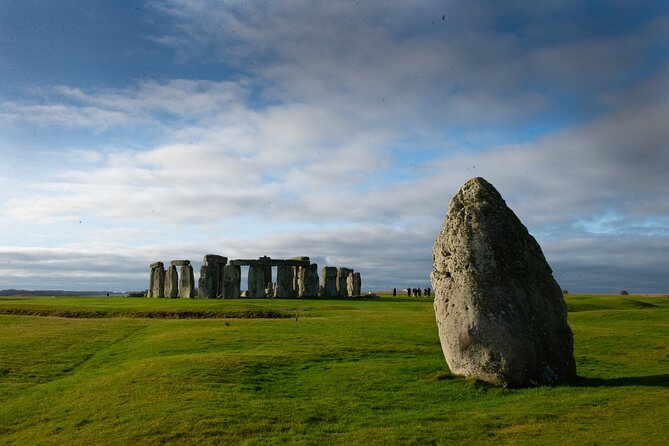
left=149, top=262, right=165, bottom=298
left=346, top=272, right=361, bottom=297
left=178, top=264, right=195, bottom=298
left=336, top=267, right=353, bottom=297
left=223, top=264, right=241, bottom=298
left=298, top=263, right=319, bottom=297
left=202, top=254, right=227, bottom=298
left=248, top=264, right=266, bottom=298
left=320, top=266, right=338, bottom=297
left=275, top=264, right=296, bottom=298
left=165, top=265, right=179, bottom=298
left=431, top=177, right=576, bottom=387
left=198, top=264, right=216, bottom=298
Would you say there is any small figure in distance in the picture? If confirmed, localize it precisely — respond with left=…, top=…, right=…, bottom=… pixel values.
left=427, top=287, right=431, bottom=297
left=407, top=287, right=411, bottom=297
left=417, top=288, right=422, bottom=297
left=393, top=288, right=397, bottom=297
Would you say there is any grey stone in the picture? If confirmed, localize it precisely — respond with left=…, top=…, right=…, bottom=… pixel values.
left=203, top=254, right=227, bottom=265
left=178, top=265, right=195, bottom=298
left=337, top=268, right=353, bottom=297
left=275, top=264, right=296, bottom=298
left=320, top=266, right=338, bottom=297
left=171, top=260, right=191, bottom=266
left=222, top=265, right=241, bottom=298
left=165, top=265, right=179, bottom=298
left=299, top=263, right=319, bottom=297
left=265, top=282, right=275, bottom=298
left=248, top=264, right=266, bottom=298
left=431, top=177, right=576, bottom=387
left=150, top=261, right=164, bottom=270
left=346, top=272, right=361, bottom=297
left=150, top=264, right=165, bottom=298
left=198, top=264, right=216, bottom=298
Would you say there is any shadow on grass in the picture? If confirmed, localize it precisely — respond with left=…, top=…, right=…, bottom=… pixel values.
left=575, top=374, right=669, bottom=388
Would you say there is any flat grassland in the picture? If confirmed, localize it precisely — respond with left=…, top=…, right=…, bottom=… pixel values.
left=0, top=294, right=667, bottom=445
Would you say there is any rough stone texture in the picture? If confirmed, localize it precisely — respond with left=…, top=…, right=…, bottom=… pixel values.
left=300, top=263, right=319, bottom=297
left=350, top=272, right=361, bottom=297
left=178, top=265, right=195, bottom=298
left=198, top=264, right=216, bottom=298
left=346, top=273, right=355, bottom=297
left=171, top=260, right=191, bottom=266
left=150, top=261, right=164, bottom=270
left=275, top=264, right=296, bottom=298
left=320, top=267, right=338, bottom=297
left=337, top=268, right=353, bottom=297
left=150, top=264, right=165, bottom=298
left=165, top=265, right=179, bottom=298
left=265, top=282, right=275, bottom=298
left=431, top=177, right=576, bottom=387
left=248, top=265, right=266, bottom=298
left=223, top=265, right=241, bottom=298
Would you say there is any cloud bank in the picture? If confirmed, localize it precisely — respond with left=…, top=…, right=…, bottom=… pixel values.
left=0, top=1, right=667, bottom=293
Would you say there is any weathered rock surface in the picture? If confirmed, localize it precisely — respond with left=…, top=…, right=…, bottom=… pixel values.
left=320, top=267, right=338, bottom=297
left=178, top=264, right=195, bottom=298
left=275, top=264, right=295, bottom=298
left=171, top=260, right=191, bottom=266
left=431, top=177, right=576, bottom=387
left=150, top=263, right=165, bottom=298
left=248, top=265, right=266, bottom=298
left=299, top=263, right=319, bottom=297
left=349, top=272, right=361, bottom=297
left=223, top=265, right=241, bottom=298
left=337, top=268, right=353, bottom=297
left=198, top=264, right=216, bottom=298
left=165, top=265, right=179, bottom=298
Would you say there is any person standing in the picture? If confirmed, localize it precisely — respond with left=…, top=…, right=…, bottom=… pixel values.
left=392, top=288, right=397, bottom=297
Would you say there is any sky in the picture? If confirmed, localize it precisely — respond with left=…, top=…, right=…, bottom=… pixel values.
left=0, top=0, right=668, bottom=293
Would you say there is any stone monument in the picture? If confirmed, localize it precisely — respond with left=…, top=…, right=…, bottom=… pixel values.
left=431, top=177, right=576, bottom=387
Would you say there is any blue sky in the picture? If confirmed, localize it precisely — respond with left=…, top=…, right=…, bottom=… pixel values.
left=0, top=0, right=668, bottom=293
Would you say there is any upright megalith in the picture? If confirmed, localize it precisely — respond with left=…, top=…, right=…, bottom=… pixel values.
left=320, top=267, right=338, bottom=297
left=248, top=264, right=266, bottom=298
left=346, top=272, right=361, bottom=297
left=298, top=263, right=319, bottom=297
left=337, top=268, right=353, bottom=297
left=431, top=177, right=576, bottom=387
left=199, top=254, right=227, bottom=298
left=173, top=260, right=194, bottom=298
left=164, top=265, right=179, bottom=298
left=149, top=262, right=165, bottom=298
left=223, top=264, right=241, bottom=298
left=275, top=264, right=296, bottom=298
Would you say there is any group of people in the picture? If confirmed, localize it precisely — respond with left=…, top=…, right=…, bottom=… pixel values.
left=391, top=287, right=431, bottom=297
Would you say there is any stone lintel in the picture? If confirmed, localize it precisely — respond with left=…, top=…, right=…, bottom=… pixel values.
left=150, top=262, right=164, bottom=269
left=229, top=259, right=309, bottom=267
left=203, top=254, right=228, bottom=264
left=170, top=260, right=191, bottom=266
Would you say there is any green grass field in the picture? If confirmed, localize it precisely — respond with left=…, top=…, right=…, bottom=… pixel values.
left=0, top=293, right=667, bottom=445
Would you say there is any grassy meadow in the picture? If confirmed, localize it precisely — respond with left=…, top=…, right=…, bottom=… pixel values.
left=0, top=293, right=667, bottom=445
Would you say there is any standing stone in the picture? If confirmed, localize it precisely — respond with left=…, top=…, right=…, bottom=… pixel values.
left=149, top=262, right=165, bottom=298
left=275, top=264, right=296, bottom=298
left=299, top=263, right=320, bottom=297
left=164, top=265, right=179, bottom=298
left=248, top=265, right=266, bottom=298
left=265, top=282, right=275, bottom=298
left=198, top=264, right=215, bottom=298
left=178, top=264, right=195, bottom=298
left=337, top=268, right=353, bottom=297
left=320, top=266, right=338, bottom=297
left=223, top=264, right=241, bottom=298
left=346, top=272, right=361, bottom=297
left=198, top=255, right=228, bottom=298
left=346, top=272, right=355, bottom=297
left=431, top=177, right=576, bottom=387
